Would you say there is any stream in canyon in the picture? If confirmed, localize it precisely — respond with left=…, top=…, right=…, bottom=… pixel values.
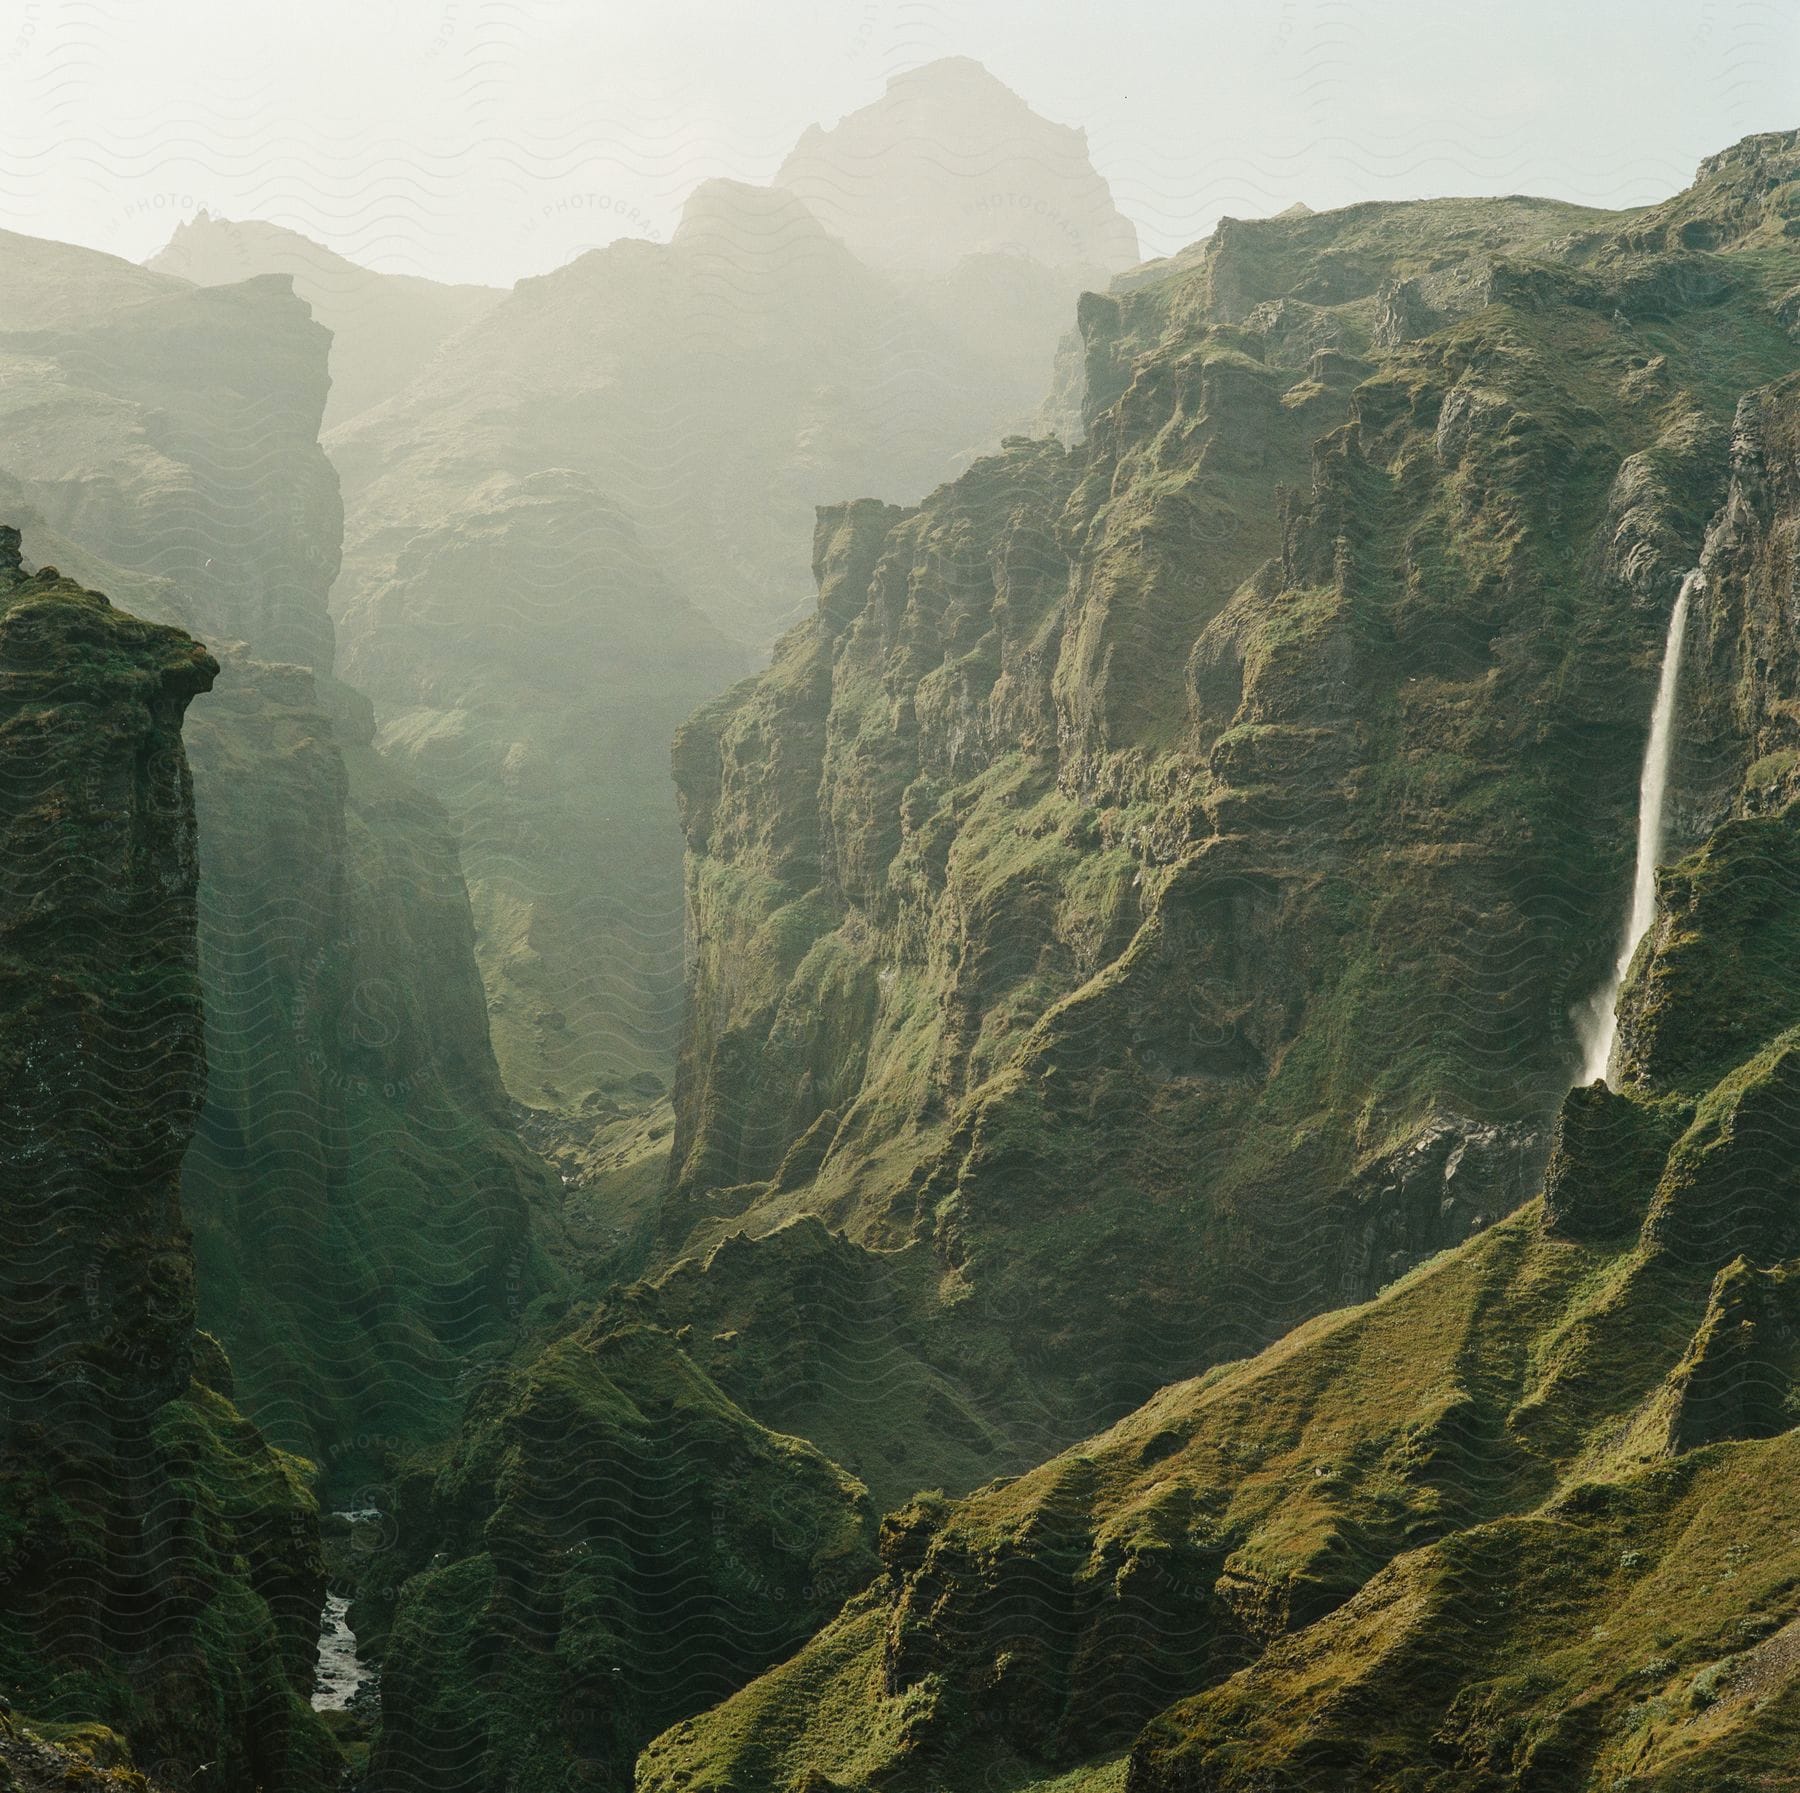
left=312, top=1594, right=368, bottom=1712
left=311, top=1508, right=382, bottom=1715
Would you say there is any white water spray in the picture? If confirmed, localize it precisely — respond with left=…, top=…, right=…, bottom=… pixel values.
left=1577, top=570, right=1701, bottom=1086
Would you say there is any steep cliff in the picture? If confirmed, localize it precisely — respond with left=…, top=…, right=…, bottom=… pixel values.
left=372, top=131, right=1800, bottom=1793
left=0, top=539, right=335, bottom=1790
left=330, top=465, right=744, bottom=1107
left=0, top=230, right=557, bottom=1477
left=642, top=361, right=1800, bottom=1793
left=664, top=141, right=1800, bottom=1482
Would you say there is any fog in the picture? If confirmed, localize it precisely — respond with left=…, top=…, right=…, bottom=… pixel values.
left=4, top=0, right=1794, bottom=283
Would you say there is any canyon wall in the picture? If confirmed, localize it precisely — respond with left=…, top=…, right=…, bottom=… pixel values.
left=0, top=539, right=335, bottom=1790
left=385, top=124, right=1800, bottom=1793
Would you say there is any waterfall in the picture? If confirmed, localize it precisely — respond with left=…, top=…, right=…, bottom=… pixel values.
left=1577, top=570, right=1701, bottom=1086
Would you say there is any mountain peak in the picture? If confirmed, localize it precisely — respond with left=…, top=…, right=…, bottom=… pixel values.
left=882, top=55, right=1032, bottom=101
left=673, top=177, right=832, bottom=242
left=775, top=58, right=1139, bottom=277
left=670, top=178, right=853, bottom=282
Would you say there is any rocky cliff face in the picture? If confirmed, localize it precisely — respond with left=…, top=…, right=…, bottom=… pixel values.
left=665, top=150, right=1800, bottom=1477
left=0, top=538, right=334, bottom=1790
left=0, top=230, right=556, bottom=1478
left=642, top=356, right=1800, bottom=1793
left=178, top=647, right=558, bottom=1470
left=329, top=461, right=744, bottom=1109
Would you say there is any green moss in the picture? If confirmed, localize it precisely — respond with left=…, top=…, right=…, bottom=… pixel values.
left=1615, top=805, right=1800, bottom=1095
left=371, top=1319, right=876, bottom=1788
left=0, top=564, right=336, bottom=1789
left=393, top=135, right=1800, bottom=1793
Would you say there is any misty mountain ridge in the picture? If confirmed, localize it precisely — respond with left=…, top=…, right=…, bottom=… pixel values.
left=140, top=56, right=1144, bottom=1113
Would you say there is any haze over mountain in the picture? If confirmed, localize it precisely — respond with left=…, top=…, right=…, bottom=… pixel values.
left=773, top=55, right=1139, bottom=276
left=5, top=26, right=1800, bottom=1793
left=150, top=214, right=502, bottom=429
left=0, top=226, right=560, bottom=1483
left=151, top=58, right=1143, bottom=1112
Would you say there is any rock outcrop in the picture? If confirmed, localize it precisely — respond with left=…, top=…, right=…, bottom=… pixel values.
left=149, top=212, right=502, bottom=429
left=0, top=542, right=334, bottom=1790
left=368, top=1315, right=874, bottom=1791
left=774, top=57, right=1139, bottom=278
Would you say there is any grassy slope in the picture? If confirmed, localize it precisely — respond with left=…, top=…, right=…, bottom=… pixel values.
left=642, top=836, right=1800, bottom=1790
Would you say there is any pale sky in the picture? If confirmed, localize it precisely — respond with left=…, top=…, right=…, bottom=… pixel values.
left=3, top=0, right=1794, bottom=287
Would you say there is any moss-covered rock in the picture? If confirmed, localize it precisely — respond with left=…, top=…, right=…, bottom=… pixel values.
left=0, top=548, right=335, bottom=1790
left=641, top=849, right=1800, bottom=1791
left=0, top=230, right=562, bottom=1480
left=1541, top=1080, right=1686, bottom=1241
left=369, top=1318, right=874, bottom=1791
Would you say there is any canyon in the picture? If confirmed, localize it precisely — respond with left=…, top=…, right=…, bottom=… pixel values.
left=2, top=61, right=1799, bottom=1793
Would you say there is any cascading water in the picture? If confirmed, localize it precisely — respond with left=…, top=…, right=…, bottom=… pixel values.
left=311, top=1507, right=382, bottom=1715
left=312, top=1593, right=367, bottom=1712
left=1576, top=570, right=1702, bottom=1086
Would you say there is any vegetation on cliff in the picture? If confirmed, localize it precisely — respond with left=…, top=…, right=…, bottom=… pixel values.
left=9, top=81, right=1800, bottom=1793
left=643, top=357, right=1800, bottom=1792
left=0, top=539, right=335, bottom=1790
left=381, top=129, right=1800, bottom=1793
left=368, top=1318, right=873, bottom=1791
left=663, top=132, right=1800, bottom=1482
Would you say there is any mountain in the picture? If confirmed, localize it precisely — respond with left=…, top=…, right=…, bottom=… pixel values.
left=660, top=163, right=1799, bottom=1464
left=641, top=145, right=1800, bottom=1793
left=372, top=130, right=1800, bottom=1789
left=148, top=213, right=502, bottom=429
left=640, top=370, right=1800, bottom=1793
left=774, top=56, right=1139, bottom=278
left=300, top=60, right=1143, bottom=1111
left=0, top=538, right=335, bottom=1789
left=0, top=229, right=559, bottom=1480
